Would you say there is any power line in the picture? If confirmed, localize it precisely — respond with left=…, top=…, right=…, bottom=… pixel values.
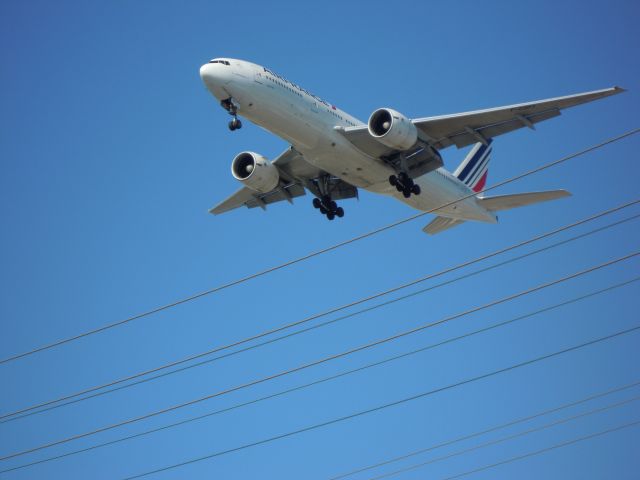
left=117, top=325, right=640, bottom=479
left=8, top=212, right=637, bottom=423
left=4, top=277, right=637, bottom=474
left=367, top=395, right=640, bottom=480
left=440, top=419, right=640, bottom=480
left=4, top=202, right=637, bottom=423
left=1, top=128, right=638, bottom=365
left=331, top=378, right=640, bottom=479
left=1, top=252, right=636, bottom=462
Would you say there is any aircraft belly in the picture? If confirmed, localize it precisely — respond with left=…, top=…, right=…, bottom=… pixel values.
left=300, top=140, right=394, bottom=188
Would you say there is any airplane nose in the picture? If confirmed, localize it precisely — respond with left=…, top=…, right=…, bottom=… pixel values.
left=200, top=62, right=233, bottom=91
left=199, top=63, right=216, bottom=84
left=200, top=60, right=237, bottom=100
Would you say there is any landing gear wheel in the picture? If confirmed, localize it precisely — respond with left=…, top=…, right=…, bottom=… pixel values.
left=395, top=183, right=404, bottom=192
left=403, top=189, right=411, bottom=199
left=389, top=175, right=398, bottom=187
left=313, top=193, right=345, bottom=220
left=228, top=118, right=242, bottom=131
left=411, top=184, right=421, bottom=195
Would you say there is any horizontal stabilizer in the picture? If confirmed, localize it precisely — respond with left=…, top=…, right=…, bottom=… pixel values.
left=422, top=216, right=465, bottom=235
left=477, top=190, right=571, bottom=212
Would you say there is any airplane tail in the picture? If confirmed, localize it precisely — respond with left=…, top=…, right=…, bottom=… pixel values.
left=454, top=139, right=492, bottom=192
left=424, top=142, right=570, bottom=235
left=423, top=190, right=571, bottom=235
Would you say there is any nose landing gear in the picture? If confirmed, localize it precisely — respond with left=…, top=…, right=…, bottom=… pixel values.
left=313, top=196, right=344, bottom=221
left=221, top=98, right=242, bottom=131
left=389, top=172, right=421, bottom=198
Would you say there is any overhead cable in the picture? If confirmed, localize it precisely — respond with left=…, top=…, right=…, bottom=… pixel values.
left=366, top=396, right=640, bottom=479
left=117, top=326, right=640, bottom=479
left=1, top=251, right=636, bottom=462
left=1, top=128, right=638, bottom=365
left=4, top=277, right=637, bottom=474
left=4, top=203, right=637, bottom=423
left=439, top=420, right=640, bottom=480
left=331, top=378, right=640, bottom=479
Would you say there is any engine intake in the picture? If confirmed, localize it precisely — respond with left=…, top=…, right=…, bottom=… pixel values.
left=368, top=108, right=418, bottom=151
left=231, top=152, right=279, bottom=193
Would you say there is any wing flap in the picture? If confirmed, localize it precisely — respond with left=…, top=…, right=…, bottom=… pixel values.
left=444, top=109, right=561, bottom=149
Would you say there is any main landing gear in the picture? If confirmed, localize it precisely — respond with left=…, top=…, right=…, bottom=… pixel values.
left=389, top=172, right=421, bottom=198
left=313, top=196, right=344, bottom=221
left=221, top=98, right=242, bottom=131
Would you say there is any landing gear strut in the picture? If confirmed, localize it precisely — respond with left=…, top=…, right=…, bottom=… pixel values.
left=221, top=98, right=242, bottom=131
left=312, top=196, right=344, bottom=221
left=389, top=172, right=420, bottom=198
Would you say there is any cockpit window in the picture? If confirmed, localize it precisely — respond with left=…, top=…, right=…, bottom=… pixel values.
left=209, top=60, right=230, bottom=66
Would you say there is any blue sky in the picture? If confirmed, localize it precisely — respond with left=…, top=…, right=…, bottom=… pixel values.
left=1, top=0, right=639, bottom=478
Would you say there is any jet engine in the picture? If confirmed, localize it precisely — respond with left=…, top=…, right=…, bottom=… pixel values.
left=368, top=108, right=418, bottom=151
left=231, top=152, right=279, bottom=193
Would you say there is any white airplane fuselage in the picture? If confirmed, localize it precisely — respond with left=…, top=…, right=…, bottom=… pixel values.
left=200, top=58, right=496, bottom=223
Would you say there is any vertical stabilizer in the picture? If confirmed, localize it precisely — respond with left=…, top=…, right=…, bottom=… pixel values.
left=454, top=140, right=492, bottom=192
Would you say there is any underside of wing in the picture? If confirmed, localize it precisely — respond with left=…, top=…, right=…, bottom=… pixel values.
left=209, top=182, right=307, bottom=214
left=335, top=126, right=444, bottom=179
left=413, top=87, right=624, bottom=150
left=210, top=147, right=358, bottom=215
left=336, top=87, right=623, bottom=161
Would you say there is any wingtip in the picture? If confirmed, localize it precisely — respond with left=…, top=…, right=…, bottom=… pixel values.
left=613, top=86, right=627, bottom=93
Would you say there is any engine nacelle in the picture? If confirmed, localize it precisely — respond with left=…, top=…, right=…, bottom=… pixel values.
left=231, top=151, right=279, bottom=193
left=368, top=108, right=418, bottom=151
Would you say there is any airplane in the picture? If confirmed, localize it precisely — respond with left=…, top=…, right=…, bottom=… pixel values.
left=199, top=58, right=623, bottom=234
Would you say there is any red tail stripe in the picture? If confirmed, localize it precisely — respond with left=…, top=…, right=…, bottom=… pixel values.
left=473, top=171, right=488, bottom=192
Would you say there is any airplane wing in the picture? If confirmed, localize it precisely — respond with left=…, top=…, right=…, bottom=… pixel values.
left=209, top=182, right=307, bottom=214
left=337, top=87, right=624, bottom=156
left=210, top=147, right=357, bottom=214
left=412, top=86, right=624, bottom=149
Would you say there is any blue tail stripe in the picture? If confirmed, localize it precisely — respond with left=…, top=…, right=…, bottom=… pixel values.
left=466, top=147, right=491, bottom=186
left=458, top=143, right=488, bottom=182
left=458, top=139, right=493, bottom=183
